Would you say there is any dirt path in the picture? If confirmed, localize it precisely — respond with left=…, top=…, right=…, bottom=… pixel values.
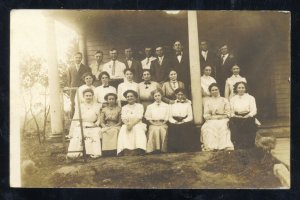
left=21, top=137, right=281, bottom=188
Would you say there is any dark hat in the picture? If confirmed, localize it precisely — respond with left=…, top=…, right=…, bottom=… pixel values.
left=123, top=90, right=138, bottom=98
left=104, top=93, right=118, bottom=101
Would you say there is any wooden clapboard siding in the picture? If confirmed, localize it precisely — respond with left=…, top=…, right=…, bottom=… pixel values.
left=272, top=56, right=290, bottom=118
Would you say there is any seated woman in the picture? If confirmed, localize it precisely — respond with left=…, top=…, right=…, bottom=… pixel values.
left=67, top=88, right=102, bottom=159
left=224, top=65, right=247, bottom=100
left=100, top=93, right=122, bottom=156
left=200, top=66, right=216, bottom=104
left=168, top=88, right=199, bottom=152
left=117, top=69, right=139, bottom=107
left=161, top=69, right=185, bottom=104
left=229, top=81, right=258, bottom=149
left=75, top=72, right=96, bottom=105
left=138, top=69, right=160, bottom=111
left=200, top=83, right=234, bottom=151
left=94, top=71, right=117, bottom=107
left=144, top=89, right=169, bottom=153
left=117, top=90, right=147, bottom=156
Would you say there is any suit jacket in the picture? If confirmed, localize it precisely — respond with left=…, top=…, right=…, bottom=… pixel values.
left=200, top=50, right=217, bottom=78
left=150, top=56, right=172, bottom=83
left=171, top=52, right=191, bottom=87
left=67, top=63, right=91, bottom=88
left=124, top=59, right=143, bottom=83
left=216, top=54, right=236, bottom=96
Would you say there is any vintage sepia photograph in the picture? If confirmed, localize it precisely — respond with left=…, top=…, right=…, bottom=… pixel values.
left=10, top=10, right=290, bottom=188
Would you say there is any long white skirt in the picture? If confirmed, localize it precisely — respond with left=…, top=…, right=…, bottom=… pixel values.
left=117, top=122, right=147, bottom=154
left=146, top=124, right=168, bottom=153
left=201, top=118, right=234, bottom=151
left=67, top=126, right=102, bottom=158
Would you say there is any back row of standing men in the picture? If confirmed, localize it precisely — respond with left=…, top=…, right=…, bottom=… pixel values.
left=67, top=41, right=237, bottom=115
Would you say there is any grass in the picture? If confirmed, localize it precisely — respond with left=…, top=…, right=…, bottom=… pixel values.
left=21, top=135, right=281, bottom=188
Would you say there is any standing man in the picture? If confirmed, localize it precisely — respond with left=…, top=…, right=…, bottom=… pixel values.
left=67, top=52, right=91, bottom=117
left=103, top=48, right=126, bottom=88
left=89, top=50, right=104, bottom=87
left=124, top=48, right=142, bottom=82
left=150, top=46, right=172, bottom=85
left=141, top=47, right=156, bottom=76
left=171, top=41, right=191, bottom=96
left=216, top=44, right=236, bottom=96
left=200, top=40, right=217, bottom=78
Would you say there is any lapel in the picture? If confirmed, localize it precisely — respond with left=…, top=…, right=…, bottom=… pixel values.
left=77, top=63, right=85, bottom=75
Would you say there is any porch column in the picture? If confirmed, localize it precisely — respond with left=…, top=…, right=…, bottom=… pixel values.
left=46, top=17, right=64, bottom=138
left=188, top=11, right=203, bottom=124
left=78, top=31, right=88, bottom=66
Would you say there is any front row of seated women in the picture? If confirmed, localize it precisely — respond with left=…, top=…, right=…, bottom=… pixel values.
left=67, top=81, right=257, bottom=160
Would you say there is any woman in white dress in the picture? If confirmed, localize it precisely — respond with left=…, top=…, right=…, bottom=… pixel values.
left=201, top=83, right=234, bottom=151
left=200, top=66, right=216, bottom=104
left=144, top=89, right=169, bottom=153
left=138, top=69, right=160, bottom=111
left=94, top=71, right=117, bottom=107
left=117, top=90, right=147, bottom=156
left=117, top=68, right=139, bottom=107
left=224, top=65, right=247, bottom=100
left=67, top=88, right=102, bottom=159
left=75, top=72, right=96, bottom=105
left=229, top=81, right=258, bottom=149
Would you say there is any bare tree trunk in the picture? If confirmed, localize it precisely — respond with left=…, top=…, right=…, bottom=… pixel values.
left=21, top=93, right=29, bottom=135
left=42, top=105, right=50, bottom=142
left=29, top=88, right=41, bottom=144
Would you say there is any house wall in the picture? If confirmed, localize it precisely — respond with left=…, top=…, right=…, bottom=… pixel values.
left=83, top=11, right=290, bottom=120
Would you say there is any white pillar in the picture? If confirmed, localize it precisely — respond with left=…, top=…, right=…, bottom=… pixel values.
left=188, top=11, right=203, bottom=124
left=46, top=17, right=64, bottom=138
left=78, top=31, right=87, bottom=66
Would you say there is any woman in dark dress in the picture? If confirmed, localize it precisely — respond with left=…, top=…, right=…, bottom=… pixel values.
left=229, top=82, right=258, bottom=149
left=168, top=88, right=199, bottom=152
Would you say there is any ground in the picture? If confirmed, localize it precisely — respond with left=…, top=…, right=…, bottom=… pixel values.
left=21, top=134, right=281, bottom=188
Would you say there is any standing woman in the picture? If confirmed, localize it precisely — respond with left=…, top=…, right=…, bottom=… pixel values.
left=200, top=66, right=216, bottom=104
left=67, top=88, right=102, bottom=159
left=168, top=88, right=199, bottom=152
left=117, top=69, right=139, bottom=107
left=117, top=90, right=147, bottom=156
left=100, top=93, right=122, bottom=156
left=138, top=69, right=160, bottom=111
left=200, top=83, right=234, bottom=151
left=144, top=89, right=169, bottom=153
left=229, top=82, right=257, bottom=149
left=75, top=72, right=96, bottom=105
left=224, top=65, right=247, bottom=100
left=94, top=71, right=117, bottom=107
left=161, top=69, right=185, bottom=104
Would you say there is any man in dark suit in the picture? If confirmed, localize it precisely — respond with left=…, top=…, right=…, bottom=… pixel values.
left=216, top=44, right=236, bottom=96
left=124, top=48, right=143, bottom=82
left=150, top=46, right=172, bottom=84
left=171, top=41, right=191, bottom=97
left=67, top=52, right=91, bottom=117
left=200, top=40, right=217, bottom=78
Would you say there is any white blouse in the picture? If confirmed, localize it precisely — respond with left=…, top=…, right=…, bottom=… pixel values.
left=230, top=93, right=257, bottom=117
left=121, top=103, right=144, bottom=122
left=117, top=81, right=139, bottom=102
left=225, top=75, right=247, bottom=99
left=94, top=85, right=117, bottom=104
left=169, top=100, right=193, bottom=123
left=201, top=75, right=217, bottom=97
left=144, top=102, right=169, bottom=121
left=73, top=102, right=101, bottom=127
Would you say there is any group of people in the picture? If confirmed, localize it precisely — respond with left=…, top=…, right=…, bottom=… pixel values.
left=65, top=40, right=258, bottom=159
